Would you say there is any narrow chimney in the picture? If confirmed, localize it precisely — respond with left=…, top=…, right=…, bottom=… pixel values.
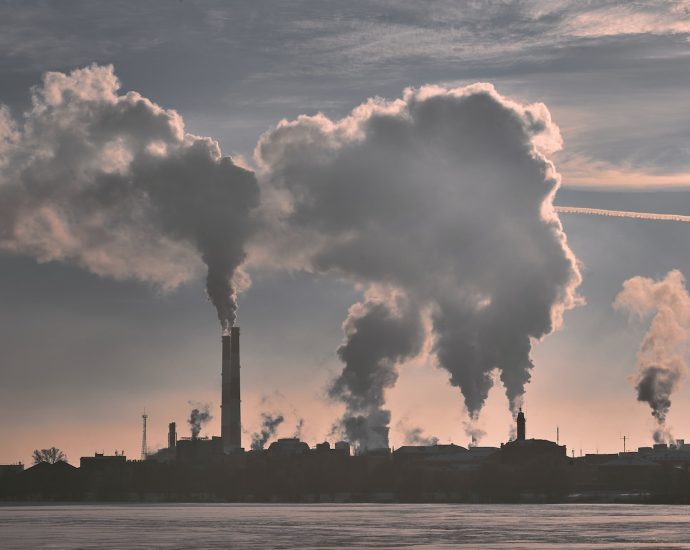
left=517, top=408, right=526, bottom=441
left=221, top=327, right=242, bottom=452
left=168, top=422, right=177, bottom=449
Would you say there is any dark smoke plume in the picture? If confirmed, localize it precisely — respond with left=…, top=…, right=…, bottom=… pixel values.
left=251, top=413, right=284, bottom=450
left=328, top=292, right=424, bottom=451
left=615, top=270, right=690, bottom=443
left=0, top=65, right=259, bottom=332
left=256, top=83, right=581, bottom=430
left=188, top=403, right=213, bottom=439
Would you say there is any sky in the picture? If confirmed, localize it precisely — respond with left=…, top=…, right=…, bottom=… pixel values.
left=2, top=0, right=690, bottom=464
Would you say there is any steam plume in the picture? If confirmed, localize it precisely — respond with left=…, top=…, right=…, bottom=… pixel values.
left=614, top=270, right=690, bottom=443
left=404, top=426, right=439, bottom=446
left=0, top=65, right=259, bottom=331
left=464, top=422, right=487, bottom=447
left=293, top=418, right=304, bottom=439
left=256, top=83, right=581, bottom=428
left=556, top=206, right=690, bottom=223
left=328, top=292, right=424, bottom=450
left=251, top=413, right=284, bottom=450
left=188, top=403, right=213, bottom=439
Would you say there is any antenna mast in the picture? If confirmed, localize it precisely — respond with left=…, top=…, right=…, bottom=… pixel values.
left=141, top=412, right=148, bottom=460
left=621, top=434, right=628, bottom=453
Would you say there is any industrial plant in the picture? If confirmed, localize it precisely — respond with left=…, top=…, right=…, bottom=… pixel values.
left=3, top=327, right=690, bottom=504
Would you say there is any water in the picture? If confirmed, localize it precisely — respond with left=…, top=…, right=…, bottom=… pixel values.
left=1, top=503, right=689, bottom=549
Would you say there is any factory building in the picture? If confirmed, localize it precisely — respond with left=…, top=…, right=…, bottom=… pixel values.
left=267, top=438, right=310, bottom=456
left=500, top=409, right=567, bottom=465
left=176, top=436, right=225, bottom=463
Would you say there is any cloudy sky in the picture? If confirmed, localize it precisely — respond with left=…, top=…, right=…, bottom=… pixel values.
left=3, top=0, right=690, bottom=464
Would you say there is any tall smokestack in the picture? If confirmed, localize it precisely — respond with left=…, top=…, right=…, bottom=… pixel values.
left=168, top=422, right=177, bottom=449
left=517, top=409, right=526, bottom=441
left=221, top=327, right=242, bottom=452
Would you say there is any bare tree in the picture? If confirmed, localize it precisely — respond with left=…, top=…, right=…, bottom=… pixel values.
left=32, top=447, right=67, bottom=465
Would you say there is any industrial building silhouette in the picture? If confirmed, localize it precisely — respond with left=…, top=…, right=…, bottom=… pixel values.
left=3, top=328, right=690, bottom=503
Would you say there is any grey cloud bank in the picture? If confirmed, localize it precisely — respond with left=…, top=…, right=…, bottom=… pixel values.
left=2, top=2, right=689, bottom=184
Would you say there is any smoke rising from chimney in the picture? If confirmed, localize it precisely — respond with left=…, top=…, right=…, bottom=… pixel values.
left=615, top=270, right=690, bottom=444
left=464, top=421, right=487, bottom=447
left=0, top=69, right=586, bottom=436
left=403, top=426, right=439, bottom=446
left=293, top=418, right=304, bottom=439
left=0, top=65, right=259, bottom=332
left=328, top=292, right=424, bottom=450
left=188, top=403, right=213, bottom=439
left=255, top=83, right=581, bottom=429
left=251, top=413, right=284, bottom=450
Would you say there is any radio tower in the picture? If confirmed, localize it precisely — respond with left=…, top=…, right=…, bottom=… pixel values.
left=141, top=412, right=148, bottom=460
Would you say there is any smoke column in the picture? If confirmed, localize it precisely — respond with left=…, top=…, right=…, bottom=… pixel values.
left=293, top=418, right=304, bottom=439
left=0, top=65, right=259, bottom=332
left=251, top=413, right=285, bottom=450
left=614, top=270, right=690, bottom=443
left=188, top=404, right=213, bottom=439
left=556, top=206, right=690, bottom=223
left=328, top=293, right=424, bottom=451
left=256, top=83, right=582, bottom=436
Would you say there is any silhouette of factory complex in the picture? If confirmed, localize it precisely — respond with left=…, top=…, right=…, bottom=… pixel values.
left=4, top=328, right=690, bottom=503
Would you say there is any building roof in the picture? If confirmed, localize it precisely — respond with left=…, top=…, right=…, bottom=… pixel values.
left=268, top=438, right=310, bottom=454
left=600, top=455, right=661, bottom=468
left=503, top=438, right=563, bottom=449
left=394, top=444, right=468, bottom=456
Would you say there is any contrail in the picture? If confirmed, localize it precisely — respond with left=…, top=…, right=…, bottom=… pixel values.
left=556, top=206, right=690, bottom=223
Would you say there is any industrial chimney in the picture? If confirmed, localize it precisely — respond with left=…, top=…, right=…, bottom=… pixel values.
left=168, top=422, right=177, bottom=449
left=517, top=408, right=526, bottom=441
left=221, top=327, right=242, bottom=452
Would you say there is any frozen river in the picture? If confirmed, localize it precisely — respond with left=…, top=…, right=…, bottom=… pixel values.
left=2, top=503, right=690, bottom=549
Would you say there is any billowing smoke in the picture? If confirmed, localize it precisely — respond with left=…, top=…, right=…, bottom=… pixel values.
left=255, top=83, right=581, bottom=429
left=0, top=65, right=259, bottom=332
left=328, top=292, right=425, bottom=450
left=614, top=270, right=690, bottom=443
left=251, top=413, right=284, bottom=450
left=188, top=403, right=213, bottom=439
left=404, top=427, right=439, bottom=446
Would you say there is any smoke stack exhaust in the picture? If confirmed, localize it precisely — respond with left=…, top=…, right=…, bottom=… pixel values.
left=517, top=409, right=526, bottom=441
left=168, top=422, right=177, bottom=449
left=221, top=327, right=242, bottom=452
